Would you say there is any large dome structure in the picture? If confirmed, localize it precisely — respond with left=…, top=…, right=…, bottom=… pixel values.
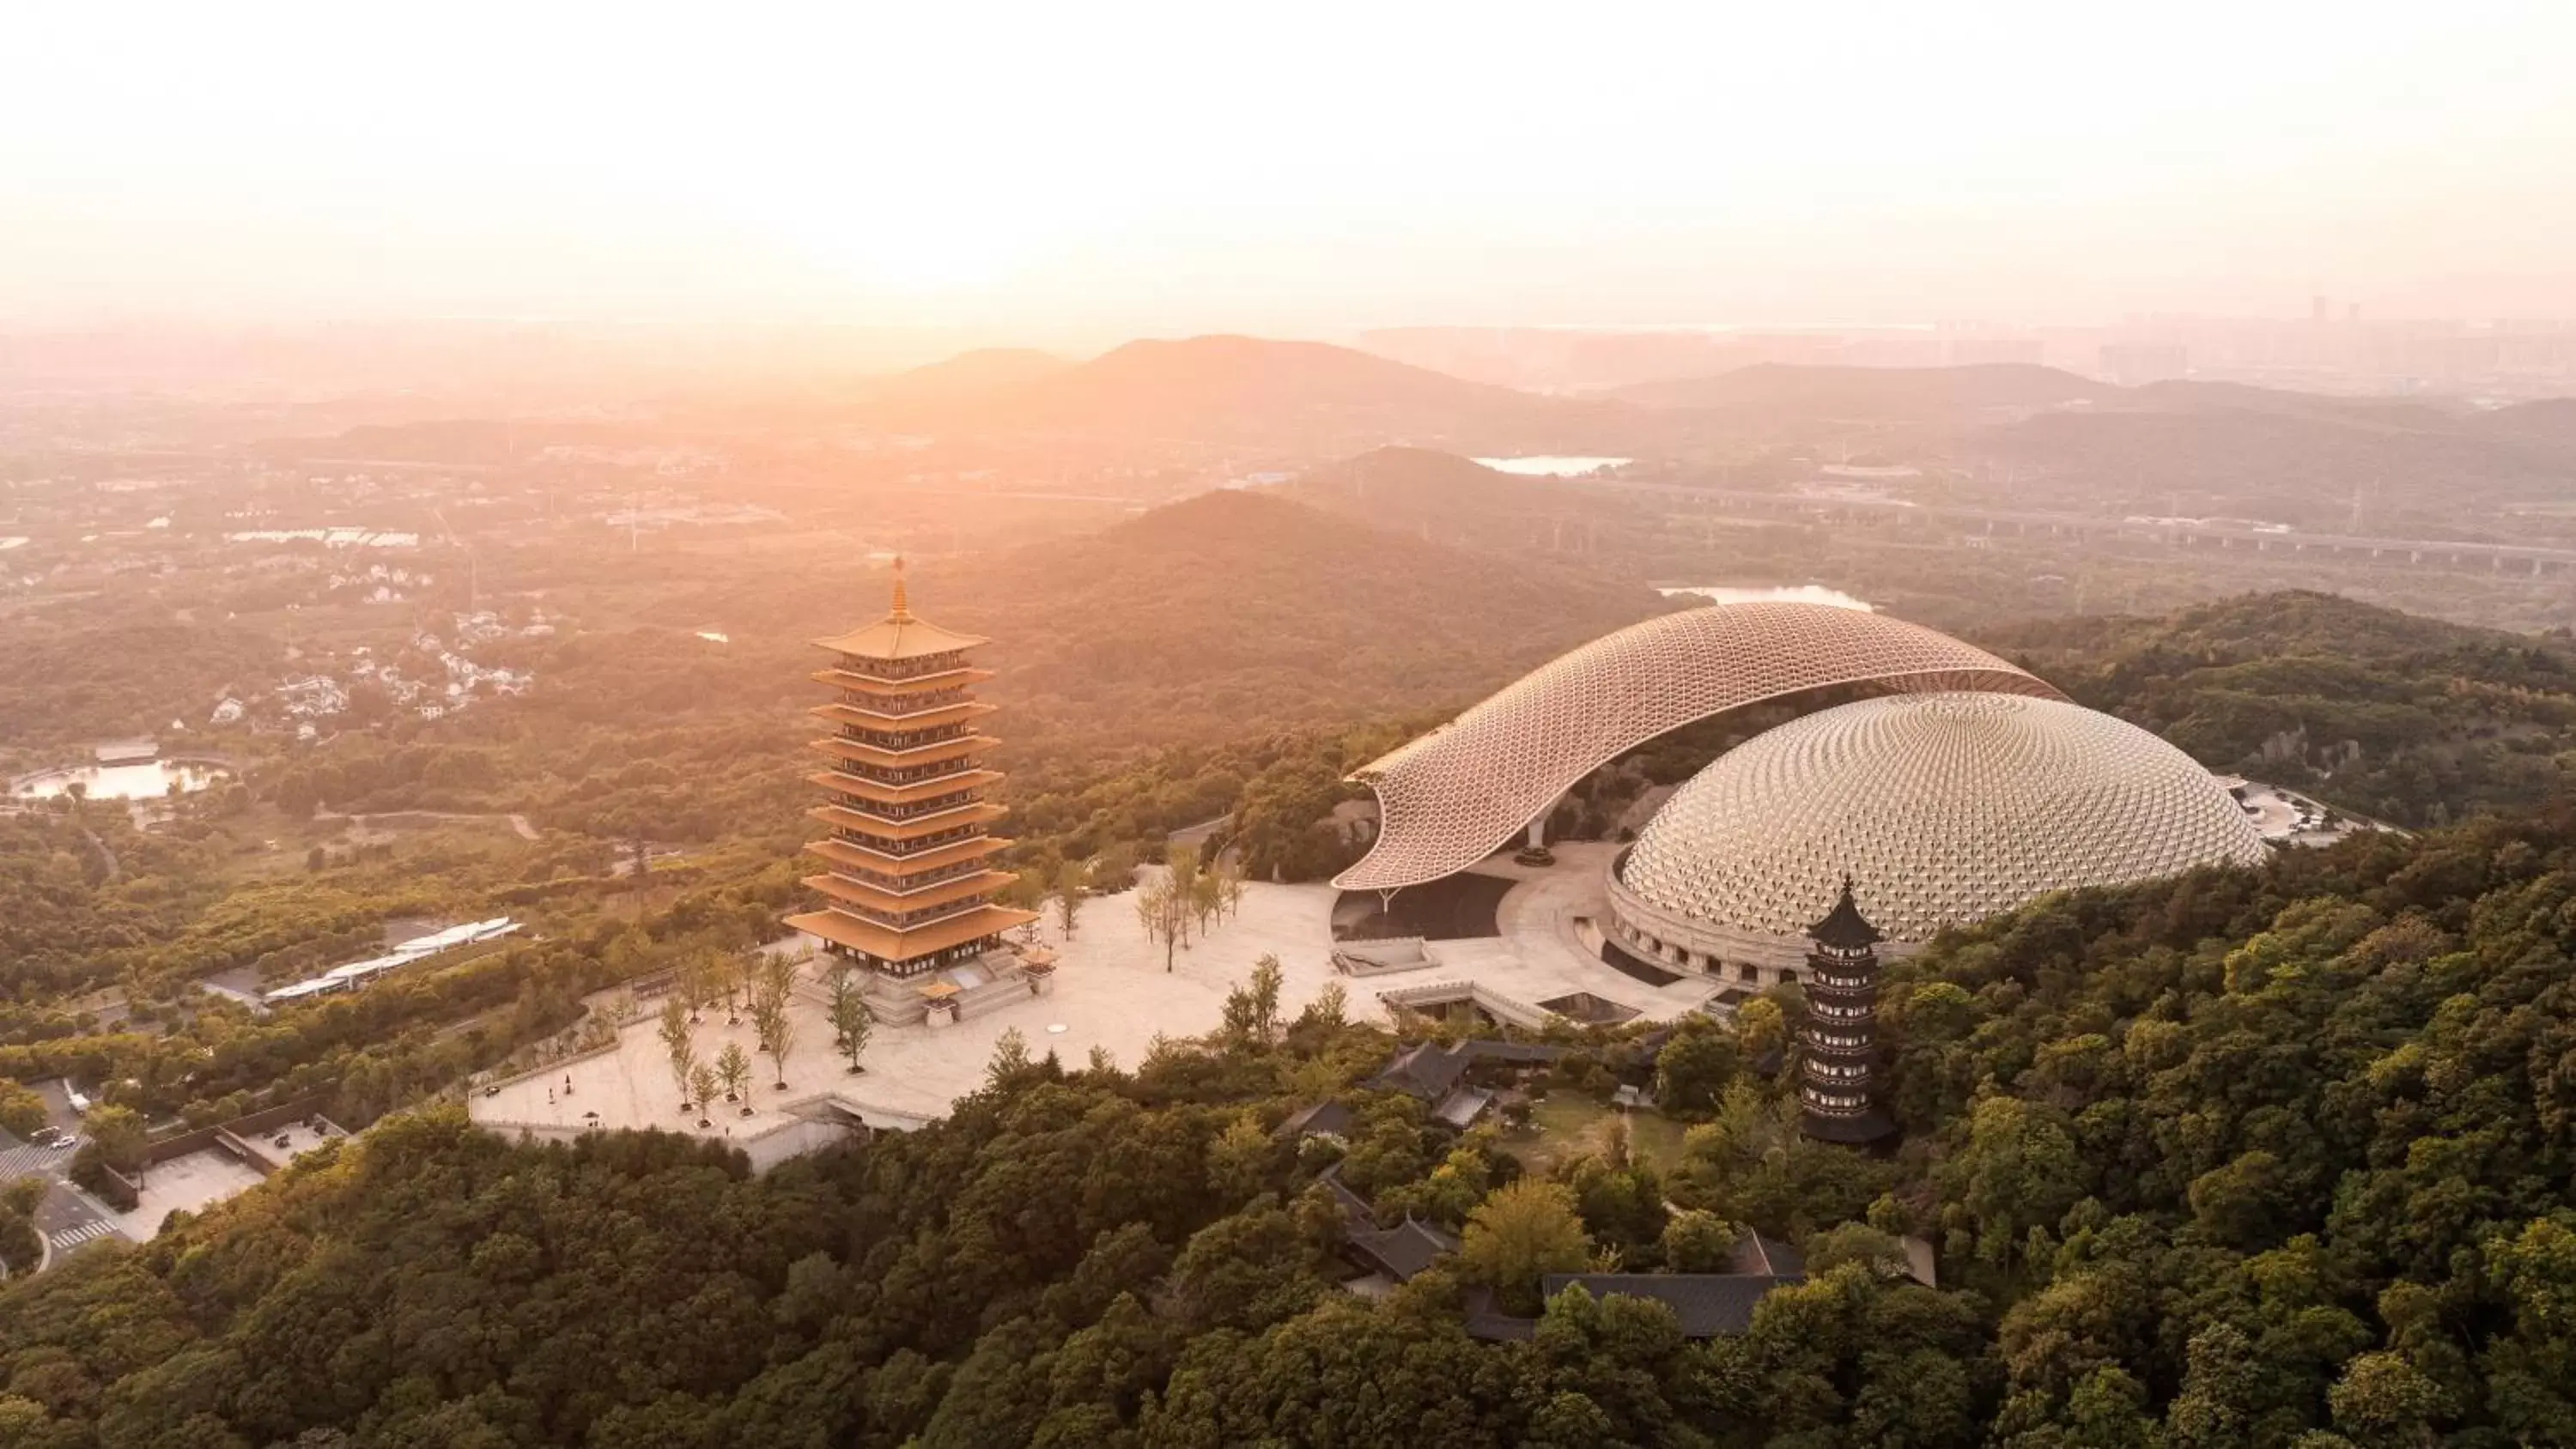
left=1334, top=602, right=2063, bottom=892
left=1606, top=692, right=2268, bottom=983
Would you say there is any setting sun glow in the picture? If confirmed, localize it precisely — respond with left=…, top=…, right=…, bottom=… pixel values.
left=6, top=1, right=2573, bottom=332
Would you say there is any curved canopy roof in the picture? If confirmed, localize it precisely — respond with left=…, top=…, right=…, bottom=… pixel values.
left=1334, top=603, right=2064, bottom=891
left=1619, top=693, right=2269, bottom=941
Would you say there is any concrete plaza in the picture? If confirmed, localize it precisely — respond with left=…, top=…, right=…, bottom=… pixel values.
left=470, top=846, right=1722, bottom=1152
left=118, top=1149, right=268, bottom=1240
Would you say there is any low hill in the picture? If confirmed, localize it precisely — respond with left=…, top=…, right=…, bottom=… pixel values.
left=1280, top=447, right=1645, bottom=550
left=858, top=346, right=1070, bottom=408
left=1609, top=362, right=2109, bottom=415
left=551, top=485, right=1670, bottom=762
left=870, top=335, right=1636, bottom=451
left=943, top=488, right=1670, bottom=748
left=1990, top=590, right=2576, bottom=826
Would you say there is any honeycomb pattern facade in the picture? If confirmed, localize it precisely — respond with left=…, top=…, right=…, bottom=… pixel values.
left=1615, top=692, right=2269, bottom=952
left=1333, top=603, right=2063, bottom=891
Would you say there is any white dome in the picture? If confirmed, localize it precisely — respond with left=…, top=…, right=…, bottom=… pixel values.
left=1618, top=692, right=2269, bottom=943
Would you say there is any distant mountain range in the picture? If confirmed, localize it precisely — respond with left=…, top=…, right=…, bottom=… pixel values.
left=1608, top=362, right=2109, bottom=415
left=859, top=334, right=1634, bottom=452
left=241, top=334, right=2576, bottom=549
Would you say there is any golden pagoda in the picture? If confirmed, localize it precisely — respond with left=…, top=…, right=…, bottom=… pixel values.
left=785, top=560, right=1037, bottom=979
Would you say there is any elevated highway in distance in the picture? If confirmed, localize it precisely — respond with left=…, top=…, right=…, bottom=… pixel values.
left=1568, top=479, right=2576, bottom=578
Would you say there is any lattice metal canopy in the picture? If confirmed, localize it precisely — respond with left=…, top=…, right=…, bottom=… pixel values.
left=1334, top=603, right=2064, bottom=891
left=1617, top=692, right=2269, bottom=942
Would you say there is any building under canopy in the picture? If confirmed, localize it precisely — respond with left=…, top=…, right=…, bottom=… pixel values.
left=1336, top=601, right=2266, bottom=990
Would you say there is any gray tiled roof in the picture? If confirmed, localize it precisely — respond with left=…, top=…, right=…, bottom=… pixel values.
left=1540, top=1272, right=1799, bottom=1337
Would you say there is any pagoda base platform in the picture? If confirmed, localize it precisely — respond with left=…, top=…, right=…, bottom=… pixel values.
left=1799, top=1106, right=1898, bottom=1146
left=848, top=949, right=1042, bottom=1028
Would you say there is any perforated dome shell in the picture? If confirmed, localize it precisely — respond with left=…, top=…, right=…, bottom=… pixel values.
left=1618, top=692, right=2269, bottom=943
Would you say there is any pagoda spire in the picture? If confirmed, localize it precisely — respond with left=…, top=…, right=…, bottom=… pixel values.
left=888, top=555, right=913, bottom=621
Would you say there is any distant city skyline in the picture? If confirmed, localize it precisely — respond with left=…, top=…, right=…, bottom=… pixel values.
left=7, top=2, right=2574, bottom=334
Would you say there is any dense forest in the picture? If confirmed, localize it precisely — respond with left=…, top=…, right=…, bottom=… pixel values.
left=11, top=792, right=2576, bottom=1446
left=2002, top=591, right=2576, bottom=827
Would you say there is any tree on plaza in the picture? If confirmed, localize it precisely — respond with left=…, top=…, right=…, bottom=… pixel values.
left=1135, top=852, right=1199, bottom=973
left=657, top=997, right=697, bottom=1113
left=828, top=969, right=873, bottom=1076
left=756, top=953, right=799, bottom=1012
left=1053, top=856, right=1088, bottom=938
left=688, top=1064, right=719, bottom=1125
left=680, top=952, right=714, bottom=1024
left=750, top=955, right=798, bottom=1090
left=1217, top=854, right=1246, bottom=920
left=1188, top=851, right=1232, bottom=936
left=718, top=955, right=745, bottom=1025
left=715, top=1042, right=752, bottom=1104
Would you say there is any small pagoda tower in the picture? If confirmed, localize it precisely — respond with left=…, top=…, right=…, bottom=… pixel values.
left=1797, top=876, right=1897, bottom=1144
left=785, top=560, right=1037, bottom=981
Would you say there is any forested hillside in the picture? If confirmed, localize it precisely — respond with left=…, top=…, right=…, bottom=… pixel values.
left=1997, top=591, right=2576, bottom=827
left=13, top=797, right=2576, bottom=1446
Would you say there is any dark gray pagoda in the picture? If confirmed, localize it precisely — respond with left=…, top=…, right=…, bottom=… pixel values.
left=1797, top=876, right=1897, bottom=1144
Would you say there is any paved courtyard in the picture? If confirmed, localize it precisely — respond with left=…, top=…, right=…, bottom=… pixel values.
left=118, top=1149, right=268, bottom=1239
left=471, top=847, right=1724, bottom=1149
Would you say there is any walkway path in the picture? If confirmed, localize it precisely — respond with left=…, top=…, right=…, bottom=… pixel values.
left=78, top=826, right=118, bottom=883
left=46, top=1220, right=120, bottom=1252
left=316, top=809, right=540, bottom=840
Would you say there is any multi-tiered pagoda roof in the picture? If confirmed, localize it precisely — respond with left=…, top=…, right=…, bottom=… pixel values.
left=785, top=561, right=1036, bottom=978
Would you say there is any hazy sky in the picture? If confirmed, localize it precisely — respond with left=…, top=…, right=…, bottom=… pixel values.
left=7, top=1, right=2573, bottom=336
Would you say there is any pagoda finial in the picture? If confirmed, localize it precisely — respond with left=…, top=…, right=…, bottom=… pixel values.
left=1809, top=872, right=1881, bottom=949
left=888, top=555, right=912, bottom=621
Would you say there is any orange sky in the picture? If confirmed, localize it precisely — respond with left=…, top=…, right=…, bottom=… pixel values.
left=5, top=2, right=2572, bottom=334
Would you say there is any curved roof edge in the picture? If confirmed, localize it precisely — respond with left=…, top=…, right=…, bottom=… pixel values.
left=1333, top=603, right=2064, bottom=891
